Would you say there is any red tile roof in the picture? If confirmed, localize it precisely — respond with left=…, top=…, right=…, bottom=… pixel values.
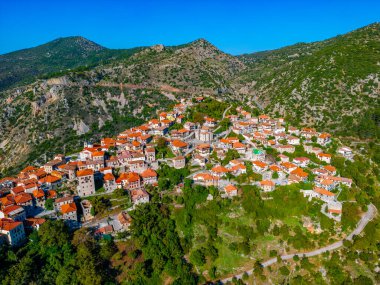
left=2, top=205, right=23, bottom=215
left=212, top=165, right=229, bottom=173
left=103, top=173, right=115, bottom=181
left=140, top=169, right=157, bottom=178
left=14, top=193, right=33, bottom=204
left=61, top=202, right=77, bottom=214
left=171, top=140, right=188, bottom=148
left=76, top=169, right=94, bottom=177
left=260, top=180, right=275, bottom=186
left=39, top=175, right=61, bottom=184
left=225, top=184, right=237, bottom=193
left=314, top=187, right=335, bottom=196
left=0, top=218, right=22, bottom=231
left=33, top=189, right=45, bottom=199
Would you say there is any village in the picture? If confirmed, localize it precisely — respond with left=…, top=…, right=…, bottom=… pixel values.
left=0, top=96, right=355, bottom=247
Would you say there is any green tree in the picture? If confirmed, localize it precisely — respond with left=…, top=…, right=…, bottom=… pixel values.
left=190, top=249, right=206, bottom=266
left=45, top=198, right=54, bottom=210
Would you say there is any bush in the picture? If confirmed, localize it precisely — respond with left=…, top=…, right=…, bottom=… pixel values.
left=279, top=265, right=290, bottom=276
left=190, top=249, right=206, bottom=266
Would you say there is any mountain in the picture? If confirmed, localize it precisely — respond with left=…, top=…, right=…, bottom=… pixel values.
left=0, top=23, right=379, bottom=174
left=235, top=23, right=380, bottom=137
left=0, top=36, right=144, bottom=90
left=0, top=38, right=243, bottom=173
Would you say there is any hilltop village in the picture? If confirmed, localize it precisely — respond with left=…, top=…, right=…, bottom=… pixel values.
left=0, top=96, right=355, bottom=247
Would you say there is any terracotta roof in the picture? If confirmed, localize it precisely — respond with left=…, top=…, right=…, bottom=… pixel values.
left=99, top=166, right=112, bottom=172
left=194, top=173, right=219, bottom=181
left=0, top=177, right=17, bottom=184
left=319, top=133, right=331, bottom=139
left=321, top=179, right=334, bottom=186
left=33, top=189, right=45, bottom=199
left=140, top=134, right=152, bottom=140
left=269, top=165, right=281, bottom=172
left=211, top=165, right=229, bottom=173
left=55, top=196, right=73, bottom=204
left=61, top=202, right=77, bottom=214
left=150, top=119, right=160, bottom=124
left=127, top=132, right=142, bottom=138
left=314, top=187, right=335, bottom=196
left=233, top=142, right=245, bottom=149
left=20, top=166, right=37, bottom=173
left=161, top=119, right=171, bottom=124
left=324, top=165, right=336, bottom=173
left=1, top=195, right=15, bottom=207
left=14, top=193, right=33, bottom=204
left=302, top=127, right=316, bottom=132
left=328, top=176, right=352, bottom=184
left=171, top=140, right=188, bottom=148
left=92, top=151, right=105, bottom=157
left=123, top=172, right=140, bottom=183
left=140, top=169, right=157, bottom=178
left=281, top=162, right=296, bottom=169
left=225, top=184, right=237, bottom=193
left=260, top=180, right=275, bottom=186
left=2, top=205, right=24, bottom=215
left=0, top=218, right=22, bottom=231
left=12, top=186, right=25, bottom=194
left=145, top=147, right=155, bottom=153
left=103, top=173, right=115, bottom=181
left=30, top=169, right=47, bottom=177
left=328, top=209, right=342, bottom=214
left=138, top=125, right=150, bottom=131
left=76, top=169, right=94, bottom=177
left=47, top=190, right=57, bottom=199
left=178, top=128, right=189, bottom=134
left=39, top=175, right=61, bottom=184
left=318, top=153, right=332, bottom=158
left=252, top=160, right=268, bottom=168
left=196, top=143, right=210, bottom=149
left=24, top=218, right=46, bottom=227
left=25, top=183, right=38, bottom=189
left=95, top=225, right=114, bottom=235
left=231, top=163, right=246, bottom=171
left=290, top=168, right=308, bottom=178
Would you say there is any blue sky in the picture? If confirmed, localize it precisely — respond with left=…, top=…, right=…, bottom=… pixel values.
left=0, top=0, right=379, bottom=55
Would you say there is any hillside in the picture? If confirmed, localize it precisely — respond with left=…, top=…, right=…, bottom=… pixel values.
left=1, top=23, right=379, bottom=174
left=87, top=38, right=245, bottom=93
left=0, top=39, right=243, bottom=173
left=0, top=36, right=144, bottom=90
left=235, top=23, right=380, bottom=138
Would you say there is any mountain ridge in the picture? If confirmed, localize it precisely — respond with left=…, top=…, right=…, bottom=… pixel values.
left=0, top=23, right=379, bottom=174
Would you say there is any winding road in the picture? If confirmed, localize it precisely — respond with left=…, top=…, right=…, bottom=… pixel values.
left=220, top=203, right=377, bottom=283
left=222, top=105, right=232, bottom=119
